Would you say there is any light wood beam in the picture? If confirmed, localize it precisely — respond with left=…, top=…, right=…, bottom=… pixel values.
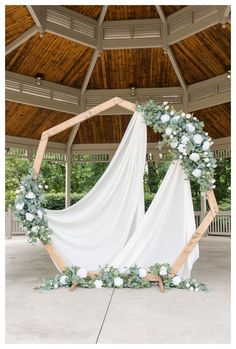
left=5, top=25, right=38, bottom=55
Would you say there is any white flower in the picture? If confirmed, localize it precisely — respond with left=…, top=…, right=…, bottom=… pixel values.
left=138, top=268, right=147, bottom=278
left=186, top=283, right=190, bottom=288
left=178, top=144, right=187, bottom=154
left=15, top=189, right=21, bottom=194
left=25, top=213, right=35, bottom=222
left=181, top=135, right=189, bottom=145
left=94, top=280, right=103, bottom=288
left=54, top=283, right=59, bottom=289
left=172, top=115, right=180, bottom=122
left=211, top=179, right=216, bottom=184
left=16, top=202, right=24, bottom=210
left=186, top=113, right=192, bottom=119
left=161, top=114, right=170, bottom=123
left=189, top=153, right=200, bottom=162
left=165, top=105, right=169, bottom=110
left=179, top=155, right=183, bottom=159
left=163, top=101, right=168, bottom=106
left=38, top=184, right=43, bottom=189
left=159, top=266, right=168, bottom=276
left=114, top=276, right=123, bottom=287
left=186, top=123, right=195, bottom=133
left=45, top=185, right=48, bottom=189
left=193, top=134, right=203, bottom=145
left=59, top=275, right=68, bottom=286
left=170, top=110, right=175, bottom=116
left=195, top=287, right=199, bottom=292
left=31, top=226, right=40, bottom=233
left=192, top=169, right=202, bottom=178
left=25, top=192, right=36, bottom=199
left=165, top=127, right=173, bottom=136
left=170, top=135, right=174, bottom=139
left=171, top=140, right=178, bottom=148
left=76, top=268, right=88, bottom=278
left=204, top=158, right=209, bottom=162
left=207, top=163, right=211, bottom=167
left=190, top=286, right=194, bottom=291
left=202, top=141, right=211, bottom=151
left=172, top=275, right=182, bottom=286
left=37, top=210, right=43, bottom=219
left=181, top=112, right=186, bottom=117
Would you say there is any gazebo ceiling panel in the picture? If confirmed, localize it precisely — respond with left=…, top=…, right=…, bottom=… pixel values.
left=88, top=48, right=180, bottom=89
left=6, top=32, right=94, bottom=88
left=162, top=5, right=186, bottom=16
left=6, top=101, right=230, bottom=144
left=6, top=101, right=72, bottom=143
left=171, top=24, right=231, bottom=85
left=104, top=6, right=159, bottom=20
left=5, top=5, right=34, bottom=45
left=194, top=103, right=231, bottom=139
left=64, top=5, right=102, bottom=19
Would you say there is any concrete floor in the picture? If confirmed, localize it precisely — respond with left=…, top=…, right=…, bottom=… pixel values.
left=5, top=236, right=230, bottom=344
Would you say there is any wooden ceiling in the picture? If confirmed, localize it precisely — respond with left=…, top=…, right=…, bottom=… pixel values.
left=5, top=5, right=231, bottom=144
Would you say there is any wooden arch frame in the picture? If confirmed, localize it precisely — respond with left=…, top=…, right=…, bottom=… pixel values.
left=33, top=97, right=219, bottom=287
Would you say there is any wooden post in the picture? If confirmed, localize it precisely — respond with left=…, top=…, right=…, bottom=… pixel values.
left=32, top=134, right=48, bottom=178
left=65, top=148, right=71, bottom=208
left=44, top=244, right=66, bottom=272
left=171, top=190, right=219, bottom=276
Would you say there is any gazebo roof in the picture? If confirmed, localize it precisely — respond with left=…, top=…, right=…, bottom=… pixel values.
left=5, top=5, right=231, bottom=144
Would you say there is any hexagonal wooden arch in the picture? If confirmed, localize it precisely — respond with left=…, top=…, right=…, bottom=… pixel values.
left=33, top=97, right=219, bottom=291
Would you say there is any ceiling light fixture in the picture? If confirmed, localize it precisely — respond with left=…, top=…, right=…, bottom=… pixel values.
left=35, top=73, right=44, bottom=86
left=129, top=83, right=137, bottom=97
left=227, top=70, right=231, bottom=79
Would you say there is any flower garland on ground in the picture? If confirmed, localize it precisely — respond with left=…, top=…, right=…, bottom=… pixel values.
left=137, top=100, right=217, bottom=192
left=13, top=171, right=52, bottom=244
left=36, top=264, right=208, bottom=292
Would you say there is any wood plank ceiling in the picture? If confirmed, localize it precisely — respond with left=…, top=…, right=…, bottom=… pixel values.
left=5, top=5, right=231, bottom=143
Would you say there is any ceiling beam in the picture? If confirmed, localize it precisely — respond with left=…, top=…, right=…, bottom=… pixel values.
left=5, top=71, right=230, bottom=115
left=5, top=25, right=38, bottom=56
left=27, top=5, right=44, bottom=33
left=33, top=5, right=229, bottom=50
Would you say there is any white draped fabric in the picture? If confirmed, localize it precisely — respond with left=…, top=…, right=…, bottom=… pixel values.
left=112, top=161, right=199, bottom=278
left=46, top=111, right=199, bottom=278
left=46, top=111, right=147, bottom=270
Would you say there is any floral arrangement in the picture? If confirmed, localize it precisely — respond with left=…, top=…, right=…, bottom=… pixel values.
left=13, top=171, right=52, bottom=244
left=137, top=100, right=217, bottom=192
left=37, top=263, right=208, bottom=292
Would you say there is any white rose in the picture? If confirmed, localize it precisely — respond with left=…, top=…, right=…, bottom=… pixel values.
left=192, top=169, right=202, bottom=178
left=193, top=134, right=203, bottom=145
left=163, top=101, right=168, bottom=106
left=181, top=135, right=189, bottom=145
left=138, top=268, right=147, bottom=278
left=25, top=213, right=35, bottom=222
left=195, top=287, right=199, bottom=292
left=31, top=226, right=40, bottom=233
left=181, top=112, right=186, bottom=117
left=16, top=202, right=24, bottom=210
left=186, top=113, right=192, bottom=119
left=190, top=287, right=194, bottom=291
left=170, top=140, right=178, bottom=148
left=45, top=185, right=48, bottom=189
left=179, top=155, right=183, bottom=159
left=15, top=189, right=21, bottom=194
left=204, top=158, right=209, bottom=162
left=202, top=141, right=211, bottom=151
left=76, top=268, right=88, bottom=278
left=161, top=114, right=170, bottom=123
left=38, top=184, right=43, bottom=189
left=159, top=266, right=168, bottom=276
left=114, top=276, right=123, bottom=287
left=94, top=280, right=103, bottom=288
left=25, top=192, right=36, bottom=199
left=186, top=123, right=195, bottom=133
left=211, top=179, right=216, bottom=184
left=59, top=275, right=68, bottom=286
left=186, top=283, right=190, bottom=288
left=189, top=153, right=200, bottom=162
left=170, top=110, right=175, bottom=116
left=172, top=275, right=182, bottom=286
left=178, top=144, right=187, bottom=154
left=165, top=127, right=173, bottom=136
left=37, top=210, right=43, bottom=219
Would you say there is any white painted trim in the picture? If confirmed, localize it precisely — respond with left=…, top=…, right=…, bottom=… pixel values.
left=27, top=5, right=44, bottom=32
left=5, top=25, right=38, bottom=56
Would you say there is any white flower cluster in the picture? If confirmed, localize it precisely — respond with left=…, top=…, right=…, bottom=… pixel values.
left=141, top=101, right=217, bottom=191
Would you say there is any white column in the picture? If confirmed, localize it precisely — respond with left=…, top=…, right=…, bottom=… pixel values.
left=65, top=147, right=71, bottom=208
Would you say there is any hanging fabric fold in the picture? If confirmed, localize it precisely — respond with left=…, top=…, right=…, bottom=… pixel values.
left=111, top=161, right=199, bottom=278
left=46, top=111, right=147, bottom=271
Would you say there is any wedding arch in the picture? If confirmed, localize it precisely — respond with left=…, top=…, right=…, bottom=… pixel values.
left=14, top=97, right=219, bottom=292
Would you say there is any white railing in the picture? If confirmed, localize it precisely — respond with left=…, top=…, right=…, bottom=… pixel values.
left=5, top=209, right=231, bottom=238
left=194, top=211, right=231, bottom=236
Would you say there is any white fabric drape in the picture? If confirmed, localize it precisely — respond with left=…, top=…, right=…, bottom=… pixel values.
left=112, top=161, right=199, bottom=278
left=46, top=111, right=147, bottom=270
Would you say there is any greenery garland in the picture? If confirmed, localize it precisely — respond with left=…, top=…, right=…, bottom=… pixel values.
left=36, top=264, right=208, bottom=292
left=138, top=100, right=217, bottom=192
